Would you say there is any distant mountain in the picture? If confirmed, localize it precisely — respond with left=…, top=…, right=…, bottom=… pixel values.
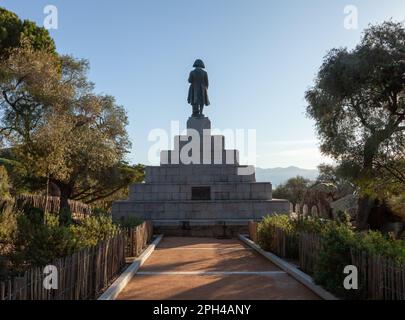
left=255, top=166, right=319, bottom=187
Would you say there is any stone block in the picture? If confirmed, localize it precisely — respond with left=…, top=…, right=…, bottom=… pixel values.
left=251, top=183, right=267, bottom=193
left=133, top=193, right=144, bottom=201
left=241, top=192, right=251, bottom=200
left=187, top=116, right=211, bottom=136
left=179, top=193, right=188, bottom=200
left=155, top=192, right=163, bottom=201
left=167, top=167, right=180, bottom=176
left=236, top=184, right=251, bottom=193
left=229, top=175, right=241, bottom=182
left=144, top=193, right=154, bottom=201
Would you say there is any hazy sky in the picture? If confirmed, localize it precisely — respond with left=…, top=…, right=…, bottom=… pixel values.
left=2, top=0, right=405, bottom=169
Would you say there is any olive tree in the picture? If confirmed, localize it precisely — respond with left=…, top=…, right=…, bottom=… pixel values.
left=306, top=21, right=405, bottom=229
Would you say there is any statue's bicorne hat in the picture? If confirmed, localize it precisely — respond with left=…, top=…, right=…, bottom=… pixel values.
left=193, top=59, right=205, bottom=68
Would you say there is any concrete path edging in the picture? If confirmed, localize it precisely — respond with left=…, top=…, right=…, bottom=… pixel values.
left=98, top=234, right=164, bottom=300
left=137, top=271, right=287, bottom=275
left=238, top=234, right=339, bottom=301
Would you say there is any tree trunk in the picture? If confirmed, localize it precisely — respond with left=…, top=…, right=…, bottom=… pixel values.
left=356, top=142, right=375, bottom=230
left=356, top=195, right=373, bottom=230
left=58, top=183, right=73, bottom=225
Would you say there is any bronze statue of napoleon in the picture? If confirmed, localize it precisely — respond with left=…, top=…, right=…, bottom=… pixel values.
left=187, top=59, right=210, bottom=117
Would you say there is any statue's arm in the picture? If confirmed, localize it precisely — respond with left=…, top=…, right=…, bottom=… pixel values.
left=204, top=72, right=209, bottom=88
left=188, top=72, right=193, bottom=84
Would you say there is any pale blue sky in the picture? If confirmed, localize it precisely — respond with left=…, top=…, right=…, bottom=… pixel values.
left=2, top=0, right=405, bottom=169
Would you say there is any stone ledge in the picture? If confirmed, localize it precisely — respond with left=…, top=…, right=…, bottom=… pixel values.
left=238, top=234, right=338, bottom=301
left=114, top=199, right=288, bottom=204
left=97, top=234, right=163, bottom=300
left=152, top=219, right=253, bottom=226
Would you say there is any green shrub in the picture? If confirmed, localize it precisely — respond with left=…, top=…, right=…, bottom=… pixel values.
left=313, top=222, right=356, bottom=298
left=295, top=216, right=329, bottom=234
left=12, top=212, right=77, bottom=268
left=92, top=207, right=109, bottom=216
left=355, top=231, right=405, bottom=264
left=257, top=215, right=289, bottom=250
left=257, top=218, right=273, bottom=251
left=115, top=215, right=143, bottom=229
left=0, top=166, right=11, bottom=200
left=70, top=214, right=119, bottom=248
left=257, top=214, right=298, bottom=257
left=256, top=214, right=405, bottom=299
left=0, top=204, right=18, bottom=245
left=10, top=210, right=120, bottom=269
left=59, top=207, right=73, bottom=225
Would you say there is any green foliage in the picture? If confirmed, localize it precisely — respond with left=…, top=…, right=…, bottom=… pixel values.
left=295, top=216, right=329, bottom=234
left=7, top=207, right=120, bottom=269
left=355, top=231, right=405, bottom=263
left=69, top=215, right=119, bottom=248
left=0, top=203, right=18, bottom=245
left=12, top=212, right=76, bottom=268
left=0, top=7, right=20, bottom=53
left=0, top=8, right=135, bottom=273
left=313, top=222, right=355, bottom=298
left=0, top=36, right=131, bottom=221
left=257, top=214, right=298, bottom=257
left=0, top=7, right=55, bottom=57
left=0, top=8, right=134, bottom=220
left=20, top=20, right=56, bottom=53
left=0, top=165, right=11, bottom=200
left=272, top=176, right=310, bottom=205
left=58, top=208, right=73, bottom=226
left=116, top=215, right=143, bottom=229
left=0, top=154, right=34, bottom=195
left=387, top=194, right=405, bottom=219
left=316, top=164, right=354, bottom=200
left=305, top=21, right=405, bottom=228
left=76, top=163, right=145, bottom=210
left=257, top=215, right=405, bottom=299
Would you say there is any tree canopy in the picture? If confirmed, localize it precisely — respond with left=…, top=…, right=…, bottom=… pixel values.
left=273, top=176, right=311, bottom=206
left=0, top=7, right=55, bottom=57
left=0, top=44, right=134, bottom=222
left=0, top=8, right=139, bottom=222
left=306, top=21, right=405, bottom=228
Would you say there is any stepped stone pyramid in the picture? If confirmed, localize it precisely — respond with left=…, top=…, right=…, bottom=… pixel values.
left=112, top=116, right=290, bottom=236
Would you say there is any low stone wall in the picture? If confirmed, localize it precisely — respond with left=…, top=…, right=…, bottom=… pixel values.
left=153, top=220, right=249, bottom=238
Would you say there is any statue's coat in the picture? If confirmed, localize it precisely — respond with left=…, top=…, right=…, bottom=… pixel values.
left=187, top=68, right=210, bottom=106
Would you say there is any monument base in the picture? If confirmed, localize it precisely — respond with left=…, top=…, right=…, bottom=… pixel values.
left=186, top=116, right=211, bottom=136
left=153, top=220, right=249, bottom=238
left=112, top=115, right=292, bottom=236
left=112, top=199, right=290, bottom=220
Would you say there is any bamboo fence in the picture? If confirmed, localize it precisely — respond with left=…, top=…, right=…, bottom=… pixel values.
left=14, top=195, right=93, bottom=219
left=0, top=221, right=153, bottom=300
left=249, top=222, right=405, bottom=300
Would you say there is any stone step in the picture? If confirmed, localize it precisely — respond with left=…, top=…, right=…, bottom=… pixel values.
left=160, top=149, right=239, bottom=165
left=173, top=135, right=226, bottom=152
left=129, top=182, right=272, bottom=201
left=145, top=164, right=255, bottom=183
left=113, top=199, right=291, bottom=221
